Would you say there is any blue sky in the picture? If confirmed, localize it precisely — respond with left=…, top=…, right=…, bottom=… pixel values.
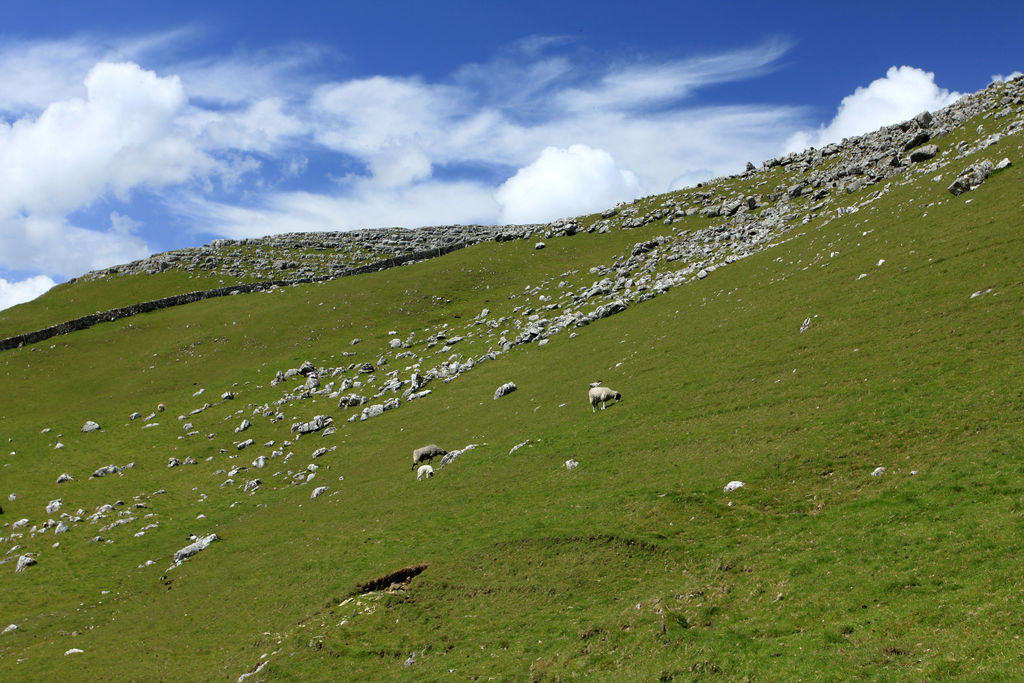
left=1, top=0, right=1022, bottom=309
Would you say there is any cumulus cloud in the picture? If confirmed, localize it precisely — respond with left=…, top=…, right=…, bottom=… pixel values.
left=496, top=145, right=641, bottom=223
left=0, top=62, right=213, bottom=213
left=991, top=71, right=1023, bottom=83
left=0, top=29, right=192, bottom=114
left=0, top=274, right=57, bottom=311
left=0, top=61, right=219, bottom=275
left=784, top=66, right=962, bottom=153
left=0, top=213, right=150, bottom=278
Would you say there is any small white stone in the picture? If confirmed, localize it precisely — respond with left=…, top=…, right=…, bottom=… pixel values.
left=871, top=467, right=886, bottom=477
left=723, top=480, right=745, bottom=493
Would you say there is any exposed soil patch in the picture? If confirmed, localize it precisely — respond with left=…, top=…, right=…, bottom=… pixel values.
left=356, top=563, right=429, bottom=594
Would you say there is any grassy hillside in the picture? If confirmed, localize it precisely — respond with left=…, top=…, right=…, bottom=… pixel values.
left=2, top=79, right=1024, bottom=680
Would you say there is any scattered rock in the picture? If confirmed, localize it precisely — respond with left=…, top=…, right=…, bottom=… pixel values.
left=15, top=554, right=37, bottom=573
left=81, top=421, right=101, bottom=433
left=56, top=473, right=74, bottom=484
left=723, top=481, right=745, bottom=493
left=291, top=415, right=334, bottom=434
left=948, top=159, right=994, bottom=195
left=565, top=459, right=579, bottom=470
left=172, top=533, right=219, bottom=567
left=493, top=382, right=517, bottom=400
left=311, top=486, right=328, bottom=499
left=871, top=467, right=886, bottom=477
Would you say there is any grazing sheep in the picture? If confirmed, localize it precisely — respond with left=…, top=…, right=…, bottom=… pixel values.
left=588, top=386, right=622, bottom=412
left=417, top=465, right=434, bottom=481
left=412, top=444, right=446, bottom=470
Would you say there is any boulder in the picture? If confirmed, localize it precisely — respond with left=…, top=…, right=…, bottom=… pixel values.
left=908, top=144, right=939, bottom=162
left=948, top=160, right=994, bottom=195
left=902, top=130, right=931, bottom=151
left=90, top=465, right=122, bottom=478
left=172, top=533, right=219, bottom=567
left=81, top=421, right=101, bottom=433
left=291, top=415, right=333, bottom=434
left=493, top=382, right=517, bottom=400
left=15, top=554, right=37, bottom=573
left=360, top=404, right=384, bottom=421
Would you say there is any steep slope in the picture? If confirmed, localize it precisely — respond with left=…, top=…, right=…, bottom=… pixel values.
left=1, top=76, right=1023, bottom=680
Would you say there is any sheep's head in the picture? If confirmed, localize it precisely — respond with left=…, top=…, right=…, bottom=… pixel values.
left=614, top=391, right=622, bottom=400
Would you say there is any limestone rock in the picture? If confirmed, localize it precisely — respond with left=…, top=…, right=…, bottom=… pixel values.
left=948, top=159, right=994, bottom=195
left=908, top=144, right=939, bottom=162
left=172, top=533, right=219, bottom=567
left=291, top=415, right=333, bottom=434
left=493, top=382, right=517, bottom=400
left=15, top=554, right=37, bottom=573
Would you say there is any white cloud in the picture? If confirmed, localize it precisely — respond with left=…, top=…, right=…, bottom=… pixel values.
left=181, top=177, right=500, bottom=239
left=0, top=213, right=150, bottom=278
left=991, top=71, right=1023, bottom=83
left=784, top=66, right=962, bottom=153
left=183, top=98, right=308, bottom=154
left=556, top=40, right=790, bottom=113
left=174, top=43, right=332, bottom=105
left=0, top=29, right=194, bottom=114
left=0, top=62, right=211, bottom=216
left=109, top=211, right=142, bottom=236
left=0, top=61, right=226, bottom=274
left=496, top=145, right=641, bottom=223
left=0, top=274, right=57, bottom=311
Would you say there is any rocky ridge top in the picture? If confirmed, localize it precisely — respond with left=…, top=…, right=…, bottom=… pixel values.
left=78, top=75, right=1023, bottom=288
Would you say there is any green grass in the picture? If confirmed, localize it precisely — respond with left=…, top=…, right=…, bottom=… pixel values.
left=2, top=107, right=1024, bottom=680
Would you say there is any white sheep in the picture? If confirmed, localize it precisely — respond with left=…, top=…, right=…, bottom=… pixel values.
left=588, top=386, right=622, bottom=412
left=416, top=465, right=434, bottom=481
left=411, top=444, right=446, bottom=470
